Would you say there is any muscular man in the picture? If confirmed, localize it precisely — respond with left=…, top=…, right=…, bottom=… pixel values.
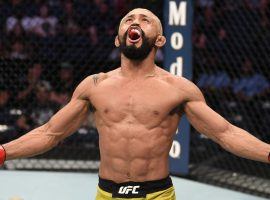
left=0, top=8, right=269, bottom=200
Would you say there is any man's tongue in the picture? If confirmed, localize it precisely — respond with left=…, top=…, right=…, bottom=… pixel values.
left=128, top=29, right=141, bottom=42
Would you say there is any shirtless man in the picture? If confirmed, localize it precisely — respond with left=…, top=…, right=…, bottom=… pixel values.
left=0, top=8, right=269, bottom=200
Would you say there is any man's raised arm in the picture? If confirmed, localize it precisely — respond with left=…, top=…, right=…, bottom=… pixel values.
left=0, top=76, right=93, bottom=164
left=182, top=79, right=270, bottom=163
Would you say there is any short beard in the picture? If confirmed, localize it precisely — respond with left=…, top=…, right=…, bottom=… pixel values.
left=119, top=30, right=156, bottom=61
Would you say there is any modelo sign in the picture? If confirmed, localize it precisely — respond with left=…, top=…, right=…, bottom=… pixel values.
left=164, top=0, right=193, bottom=175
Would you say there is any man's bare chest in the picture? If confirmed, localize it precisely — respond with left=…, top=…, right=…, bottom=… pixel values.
left=90, top=80, right=184, bottom=123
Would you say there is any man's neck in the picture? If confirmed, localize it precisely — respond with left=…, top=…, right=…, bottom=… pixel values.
left=120, top=54, right=156, bottom=78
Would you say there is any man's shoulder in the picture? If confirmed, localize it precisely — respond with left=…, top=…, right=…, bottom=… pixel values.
left=73, top=72, right=111, bottom=100
left=91, top=72, right=109, bottom=86
left=82, top=68, right=120, bottom=87
left=157, top=68, right=194, bottom=89
left=157, top=68, right=203, bottom=101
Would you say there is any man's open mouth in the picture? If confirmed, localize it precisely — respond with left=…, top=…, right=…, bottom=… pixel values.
left=127, top=26, right=142, bottom=43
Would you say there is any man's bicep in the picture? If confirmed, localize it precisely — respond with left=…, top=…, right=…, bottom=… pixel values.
left=185, top=100, right=229, bottom=140
left=183, top=82, right=229, bottom=142
left=46, top=77, right=92, bottom=140
left=47, top=98, right=89, bottom=139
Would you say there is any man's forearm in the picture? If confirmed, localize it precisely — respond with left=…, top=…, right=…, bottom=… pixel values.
left=220, top=124, right=270, bottom=163
left=2, top=124, right=59, bottom=161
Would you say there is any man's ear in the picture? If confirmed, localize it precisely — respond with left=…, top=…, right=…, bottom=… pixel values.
left=115, top=36, right=120, bottom=47
left=155, top=35, right=166, bottom=48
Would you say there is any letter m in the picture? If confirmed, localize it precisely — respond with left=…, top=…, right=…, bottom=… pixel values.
left=169, top=1, right=187, bottom=26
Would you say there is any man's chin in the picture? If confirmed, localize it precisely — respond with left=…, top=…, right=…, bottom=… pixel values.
left=126, top=43, right=142, bottom=49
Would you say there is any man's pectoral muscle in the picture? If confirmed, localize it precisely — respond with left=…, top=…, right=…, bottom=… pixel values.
left=3, top=76, right=93, bottom=161
left=183, top=80, right=270, bottom=163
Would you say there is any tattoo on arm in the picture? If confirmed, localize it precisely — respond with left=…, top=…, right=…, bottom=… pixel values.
left=93, top=74, right=99, bottom=86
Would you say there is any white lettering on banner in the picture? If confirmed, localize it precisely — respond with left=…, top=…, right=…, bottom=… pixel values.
left=169, top=128, right=181, bottom=159
left=171, top=32, right=184, bottom=50
left=132, top=186, right=140, bottom=194
left=118, top=186, right=140, bottom=194
left=167, top=1, right=191, bottom=166
left=118, top=186, right=126, bottom=194
left=169, top=140, right=181, bottom=158
left=169, top=1, right=187, bottom=26
left=125, top=186, right=133, bottom=194
left=170, top=57, right=183, bottom=76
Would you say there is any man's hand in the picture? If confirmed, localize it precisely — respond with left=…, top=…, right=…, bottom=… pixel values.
left=1, top=76, right=93, bottom=162
left=181, top=78, right=270, bottom=163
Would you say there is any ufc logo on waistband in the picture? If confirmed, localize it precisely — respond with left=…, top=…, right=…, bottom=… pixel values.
left=118, top=186, right=140, bottom=194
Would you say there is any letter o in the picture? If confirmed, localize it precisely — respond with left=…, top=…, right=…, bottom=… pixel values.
left=171, top=32, right=184, bottom=50
left=169, top=140, right=181, bottom=158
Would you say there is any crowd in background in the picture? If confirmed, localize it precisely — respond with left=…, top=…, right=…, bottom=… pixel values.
left=192, top=0, right=270, bottom=141
left=0, top=0, right=161, bottom=62
left=193, top=0, right=270, bottom=99
left=0, top=0, right=270, bottom=144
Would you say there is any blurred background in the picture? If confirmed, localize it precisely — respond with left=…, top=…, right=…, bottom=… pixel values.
left=0, top=0, right=269, bottom=198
